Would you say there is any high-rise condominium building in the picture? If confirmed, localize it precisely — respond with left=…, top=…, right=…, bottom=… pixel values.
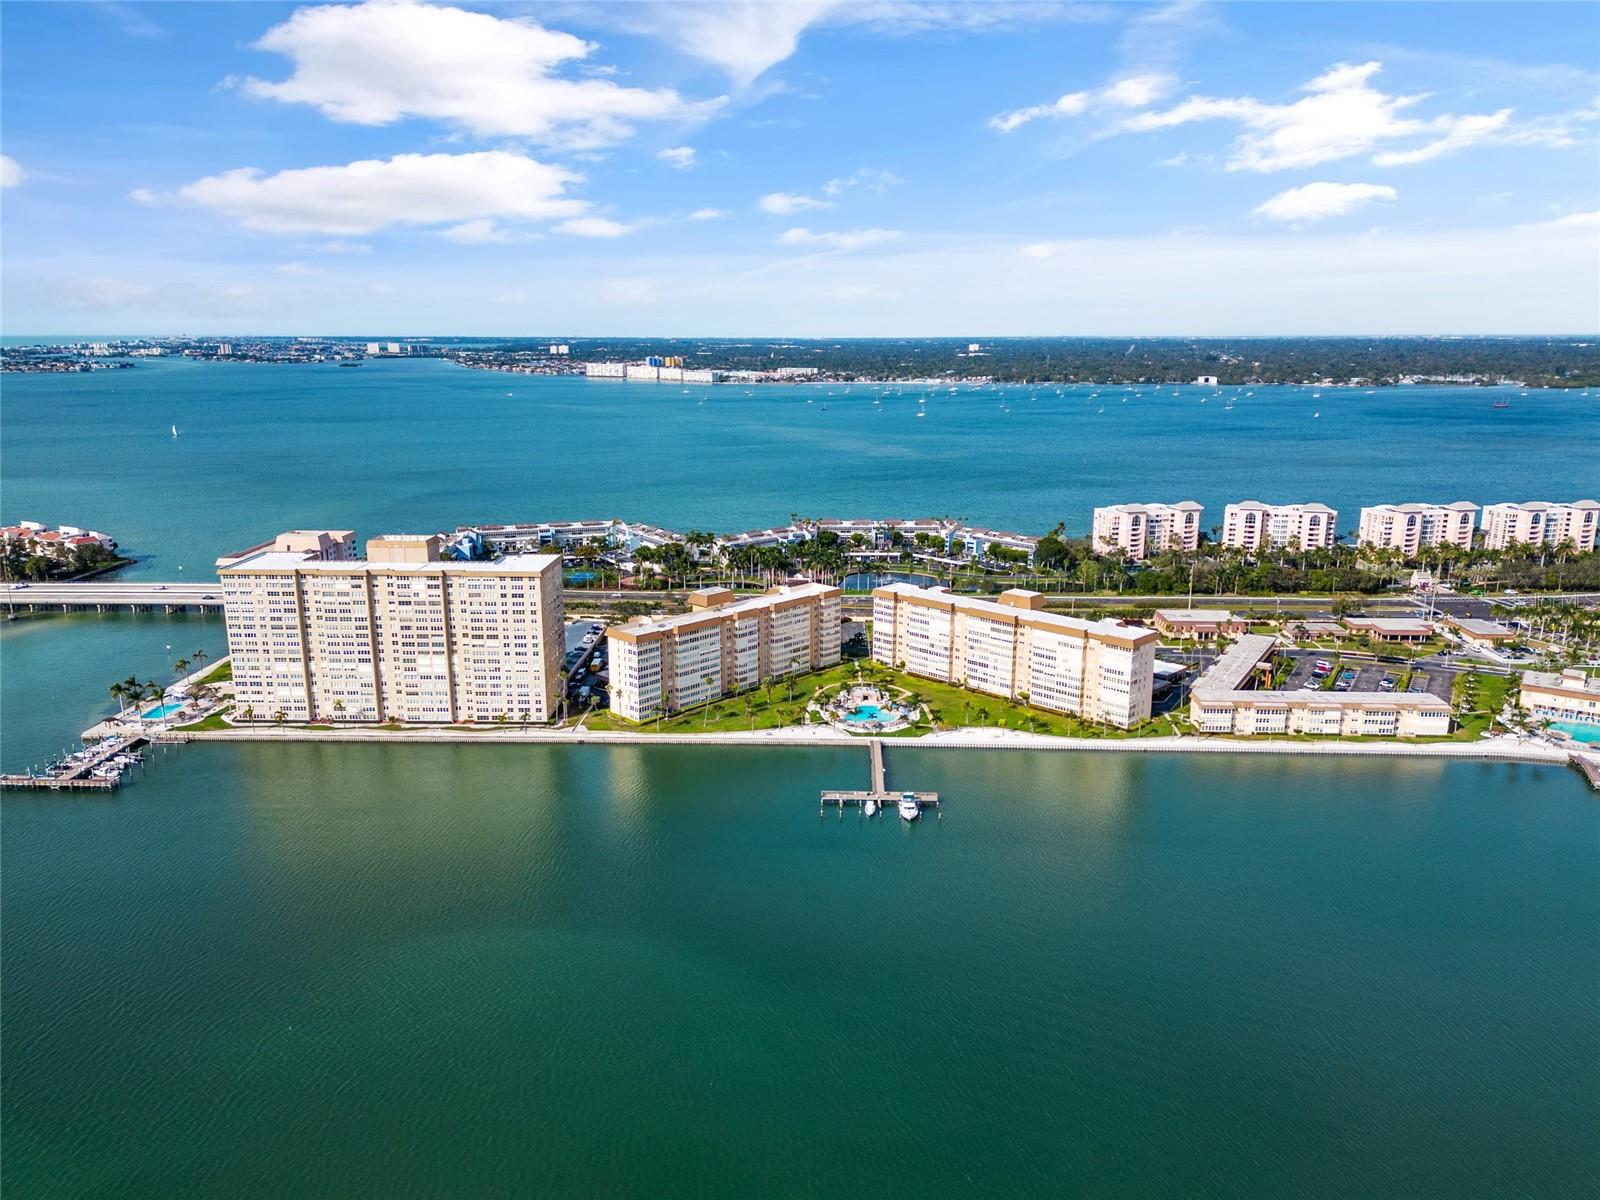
left=871, top=584, right=1157, bottom=728
left=1090, top=502, right=1203, bottom=559
left=1221, top=501, right=1338, bottom=551
left=1479, top=501, right=1600, bottom=552
left=1356, top=502, right=1478, bottom=555
left=607, top=583, right=842, bottom=722
left=218, top=533, right=565, bottom=724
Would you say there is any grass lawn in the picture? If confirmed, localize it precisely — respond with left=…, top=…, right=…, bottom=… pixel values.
left=194, top=659, right=232, bottom=686
left=581, top=661, right=860, bottom=734
left=1452, top=671, right=1514, bottom=738
left=175, top=704, right=233, bottom=732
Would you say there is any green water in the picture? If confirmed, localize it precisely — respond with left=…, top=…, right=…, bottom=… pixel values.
left=4, top=743, right=1597, bottom=1198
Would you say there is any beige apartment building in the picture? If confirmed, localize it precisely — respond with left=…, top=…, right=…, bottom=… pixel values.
left=1356, top=502, right=1478, bottom=555
left=871, top=584, right=1157, bottom=728
left=215, top=528, right=358, bottom=568
left=218, top=533, right=565, bottom=724
left=1221, top=501, right=1338, bottom=551
left=1519, top=667, right=1600, bottom=726
left=1480, top=500, right=1600, bottom=552
left=1189, top=635, right=1452, bottom=737
left=1091, top=502, right=1203, bottom=560
left=607, top=583, right=842, bottom=722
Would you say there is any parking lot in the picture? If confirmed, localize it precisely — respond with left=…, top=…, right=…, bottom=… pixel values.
left=564, top=620, right=608, bottom=710
left=1280, top=652, right=1449, bottom=697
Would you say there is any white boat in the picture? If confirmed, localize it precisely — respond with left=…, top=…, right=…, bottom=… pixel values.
left=170, top=424, right=179, bottom=438
left=898, top=794, right=921, bottom=821
left=864, top=798, right=878, bottom=817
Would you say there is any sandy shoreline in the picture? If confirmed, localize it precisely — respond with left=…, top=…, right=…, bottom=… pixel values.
left=163, top=722, right=1580, bottom=767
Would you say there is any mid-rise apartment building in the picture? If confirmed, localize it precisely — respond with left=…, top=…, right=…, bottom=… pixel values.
left=607, top=584, right=843, bottom=722
left=1519, top=668, right=1600, bottom=727
left=1091, top=502, right=1203, bottom=560
left=871, top=584, right=1157, bottom=728
left=1220, top=501, right=1337, bottom=551
left=1356, top=502, right=1477, bottom=555
left=218, top=533, right=565, bottom=724
left=1479, top=500, right=1600, bottom=552
left=1189, top=635, right=1452, bottom=737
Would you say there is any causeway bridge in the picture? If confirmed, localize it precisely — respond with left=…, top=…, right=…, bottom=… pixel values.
left=3, top=582, right=222, bottom=613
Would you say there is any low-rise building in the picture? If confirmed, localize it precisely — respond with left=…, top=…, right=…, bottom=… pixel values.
left=1189, top=635, right=1452, bottom=737
left=871, top=584, right=1157, bottom=728
left=1446, top=616, right=1517, bottom=649
left=219, top=533, right=565, bottom=724
left=1091, top=502, right=1203, bottom=560
left=1153, top=609, right=1250, bottom=641
left=1342, top=617, right=1434, bottom=643
left=1221, top=501, right=1337, bottom=551
left=1, top=521, right=118, bottom=560
left=607, top=583, right=843, bottom=722
left=1519, top=667, right=1600, bottom=726
left=1480, top=500, right=1600, bottom=552
left=1356, top=502, right=1478, bottom=554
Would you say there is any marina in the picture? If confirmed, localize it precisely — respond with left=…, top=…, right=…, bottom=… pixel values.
left=0, top=732, right=147, bottom=791
left=820, top=738, right=942, bottom=817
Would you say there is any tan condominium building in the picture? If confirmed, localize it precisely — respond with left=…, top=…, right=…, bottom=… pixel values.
left=607, top=583, right=842, bottom=722
left=215, top=528, right=358, bottom=568
left=1221, top=501, right=1338, bottom=551
left=1356, top=502, right=1478, bottom=555
left=871, top=584, right=1157, bottom=728
left=1091, top=501, right=1203, bottom=560
left=1479, top=500, right=1600, bottom=552
left=1190, top=635, right=1452, bottom=738
left=218, top=533, right=565, bottom=724
left=1519, top=667, right=1600, bottom=726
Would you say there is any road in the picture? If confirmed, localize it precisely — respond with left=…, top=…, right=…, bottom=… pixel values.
left=2, top=581, right=222, bottom=610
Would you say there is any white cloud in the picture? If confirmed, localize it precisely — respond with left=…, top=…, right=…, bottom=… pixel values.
left=237, top=0, right=724, bottom=147
left=822, top=167, right=903, bottom=195
left=555, top=215, right=636, bottom=238
left=778, top=226, right=902, bottom=249
left=169, top=151, right=586, bottom=235
left=1252, top=181, right=1397, bottom=223
left=989, top=71, right=1178, bottom=133
left=687, top=207, right=729, bottom=220
left=440, top=218, right=515, bottom=244
left=656, top=145, right=698, bottom=169
left=306, top=239, right=372, bottom=254
left=758, top=191, right=833, bottom=215
left=274, top=260, right=323, bottom=275
left=2, top=155, right=25, bottom=188
left=990, top=92, right=1089, bottom=133
left=1125, top=60, right=1535, bottom=172
left=1100, top=72, right=1178, bottom=108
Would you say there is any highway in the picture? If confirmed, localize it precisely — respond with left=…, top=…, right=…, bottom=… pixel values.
left=2, top=582, right=222, bottom=610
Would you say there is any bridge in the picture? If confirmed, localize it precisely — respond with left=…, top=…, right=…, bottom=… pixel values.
left=2, top=582, right=222, bottom=612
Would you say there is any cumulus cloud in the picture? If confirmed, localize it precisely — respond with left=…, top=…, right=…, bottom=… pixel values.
left=758, top=191, right=833, bottom=215
left=687, top=207, right=729, bottom=220
left=236, top=0, right=724, bottom=147
left=656, top=145, right=698, bottom=169
left=1252, top=181, right=1397, bottom=223
left=1125, top=60, right=1527, bottom=172
left=778, top=226, right=902, bottom=249
left=989, top=72, right=1176, bottom=133
left=555, top=215, right=637, bottom=238
left=1, top=154, right=24, bottom=188
left=169, top=151, right=586, bottom=235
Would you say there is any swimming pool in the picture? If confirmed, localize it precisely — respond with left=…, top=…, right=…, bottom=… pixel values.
left=1549, top=720, right=1600, bottom=744
left=843, top=704, right=886, bottom=724
left=140, top=702, right=184, bottom=720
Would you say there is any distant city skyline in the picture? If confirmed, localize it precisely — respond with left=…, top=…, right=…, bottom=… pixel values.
left=2, top=1, right=1597, bottom=334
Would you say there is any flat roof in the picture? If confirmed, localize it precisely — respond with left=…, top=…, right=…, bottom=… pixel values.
left=1155, top=608, right=1242, bottom=623
left=1190, top=633, right=1449, bottom=707
left=1450, top=617, right=1514, bottom=636
left=873, top=582, right=1156, bottom=647
left=1345, top=617, right=1433, bottom=631
left=220, top=551, right=561, bottom=575
left=611, top=582, right=840, bottom=640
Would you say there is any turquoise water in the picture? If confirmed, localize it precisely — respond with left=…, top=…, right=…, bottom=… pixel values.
left=139, top=701, right=184, bottom=719
left=3, top=358, right=1597, bottom=575
left=845, top=703, right=886, bottom=723
left=1550, top=719, right=1600, bottom=744
left=3, top=745, right=1596, bottom=1198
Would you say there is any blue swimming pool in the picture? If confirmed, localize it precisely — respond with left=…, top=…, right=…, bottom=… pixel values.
left=844, top=704, right=885, bottom=724
left=140, top=701, right=184, bottom=720
left=1549, top=720, right=1600, bottom=744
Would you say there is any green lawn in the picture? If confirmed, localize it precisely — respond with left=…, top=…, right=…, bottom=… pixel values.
left=580, top=661, right=860, bottom=734
left=1452, top=671, right=1514, bottom=738
left=174, top=704, right=233, bottom=732
left=193, top=659, right=232, bottom=686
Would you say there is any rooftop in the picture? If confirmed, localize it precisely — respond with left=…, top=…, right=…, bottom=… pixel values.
left=220, top=550, right=561, bottom=575
left=873, top=583, right=1155, bottom=645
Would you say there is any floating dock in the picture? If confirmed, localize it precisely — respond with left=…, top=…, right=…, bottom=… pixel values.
left=821, top=739, right=941, bottom=815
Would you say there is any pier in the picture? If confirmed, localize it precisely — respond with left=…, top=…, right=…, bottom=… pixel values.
left=821, top=738, right=941, bottom=815
left=1570, top=752, right=1600, bottom=791
left=0, top=733, right=148, bottom=791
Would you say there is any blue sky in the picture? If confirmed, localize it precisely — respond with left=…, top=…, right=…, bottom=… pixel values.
left=2, top=0, right=1596, bottom=335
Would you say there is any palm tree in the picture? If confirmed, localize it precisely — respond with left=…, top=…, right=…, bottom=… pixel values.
left=273, top=709, right=287, bottom=726
left=703, top=674, right=717, bottom=728
left=241, top=704, right=255, bottom=723
left=108, top=679, right=132, bottom=720
left=332, top=699, right=346, bottom=720
left=174, top=657, right=190, bottom=679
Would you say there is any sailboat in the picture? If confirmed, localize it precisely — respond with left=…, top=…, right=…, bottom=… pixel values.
left=916, top=396, right=927, bottom=418
left=170, top=424, right=180, bottom=438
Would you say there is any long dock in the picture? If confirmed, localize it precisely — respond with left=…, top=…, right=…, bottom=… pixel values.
left=821, top=738, right=940, bottom=815
left=0, top=734, right=147, bottom=791
left=1571, top=752, right=1600, bottom=791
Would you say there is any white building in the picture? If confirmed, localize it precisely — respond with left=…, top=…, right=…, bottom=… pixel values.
left=607, top=584, right=842, bottom=722
left=1479, top=501, right=1600, bottom=552
left=1519, top=667, right=1600, bottom=726
left=1195, top=375, right=1219, bottom=387
left=871, top=584, right=1157, bottom=728
left=1189, top=635, right=1452, bottom=737
left=1221, top=501, right=1338, bottom=551
left=219, top=534, right=565, bottom=724
left=1357, top=502, right=1478, bottom=555
left=1091, top=502, right=1203, bottom=559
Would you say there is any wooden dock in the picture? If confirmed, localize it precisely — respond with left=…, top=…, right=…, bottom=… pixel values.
left=0, top=733, right=147, bottom=792
left=1571, top=753, right=1600, bottom=791
left=821, top=739, right=941, bottom=815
